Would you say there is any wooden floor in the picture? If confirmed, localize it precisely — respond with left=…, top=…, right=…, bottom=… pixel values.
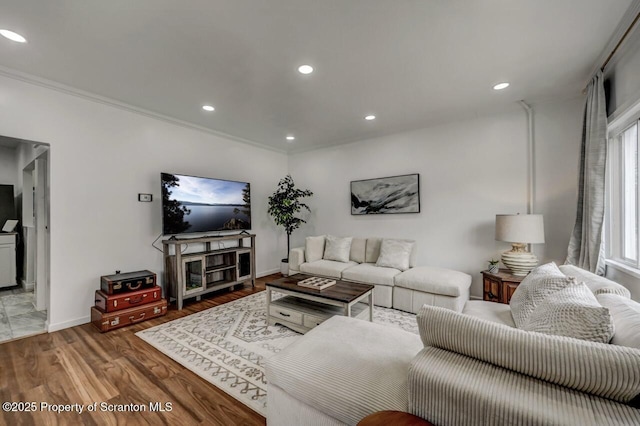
left=0, top=275, right=277, bottom=426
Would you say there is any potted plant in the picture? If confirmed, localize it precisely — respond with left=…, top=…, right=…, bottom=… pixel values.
left=488, top=259, right=500, bottom=274
left=268, top=175, right=313, bottom=276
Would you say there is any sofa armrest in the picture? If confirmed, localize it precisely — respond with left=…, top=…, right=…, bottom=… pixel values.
left=289, top=247, right=305, bottom=272
left=408, top=347, right=640, bottom=426
left=417, top=305, right=640, bottom=405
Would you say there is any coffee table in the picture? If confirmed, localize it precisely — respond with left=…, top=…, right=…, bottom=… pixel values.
left=266, top=274, right=374, bottom=334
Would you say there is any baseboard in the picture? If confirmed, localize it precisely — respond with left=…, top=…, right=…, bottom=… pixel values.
left=469, top=295, right=483, bottom=300
left=21, top=279, right=34, bottom=292
left=48, top=315, right=90, bottom=332
left=257, top=268, right=280, bottom=278
left=47, top=270, right=279, bottom=332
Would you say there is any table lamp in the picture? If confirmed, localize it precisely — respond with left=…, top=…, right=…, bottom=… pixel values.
left=495, top=214, right=545, bottom=276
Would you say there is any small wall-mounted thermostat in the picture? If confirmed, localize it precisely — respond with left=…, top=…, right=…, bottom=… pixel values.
left=138, top=193, right=153, bottom=202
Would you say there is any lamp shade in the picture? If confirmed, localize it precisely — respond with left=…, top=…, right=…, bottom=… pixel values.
left=495, top=214, right=545, bottom=244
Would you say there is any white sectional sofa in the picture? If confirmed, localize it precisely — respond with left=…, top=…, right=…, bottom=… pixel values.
left=266, top=263, right=640, bottom=425
left=288, top=235, right=471, bottom=313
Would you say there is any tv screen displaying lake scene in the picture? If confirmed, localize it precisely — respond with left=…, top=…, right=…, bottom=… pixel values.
left=161, top=173, right=251, bottom=235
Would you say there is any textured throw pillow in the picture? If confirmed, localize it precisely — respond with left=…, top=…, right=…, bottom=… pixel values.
left=597, top=293, right=640, bottom=349
left=323, top=235, right=353, bottom=263
left=305, top=235, right=326, bottom=263
left=375, top=239, right=414, bottom=271
left=523, top=282, right=614, bottom=343
left=509, top=262, right=573, bottom=328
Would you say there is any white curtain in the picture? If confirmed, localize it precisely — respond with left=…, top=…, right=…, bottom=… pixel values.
left=566, top=71, right=607, bottom=274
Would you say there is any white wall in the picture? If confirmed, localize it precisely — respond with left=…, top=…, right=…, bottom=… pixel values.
left=532, top=97, right=583, bottom=265
left=0, top=74, right=288, bottom=331
left=289, top=100, right=584, bottom=298
left=0, top=70, right=585, bottom=328
left=289, top=109, right=530, bottom=297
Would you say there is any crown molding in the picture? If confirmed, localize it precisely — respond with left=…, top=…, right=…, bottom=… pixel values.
left=0, top=65, right=286, bottom=154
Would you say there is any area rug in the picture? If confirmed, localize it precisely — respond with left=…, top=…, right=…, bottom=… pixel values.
left=135, top=291, right=418, bottom=416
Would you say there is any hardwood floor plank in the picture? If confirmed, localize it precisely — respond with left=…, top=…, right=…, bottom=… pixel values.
left=0, top=277, right=272, bottom=426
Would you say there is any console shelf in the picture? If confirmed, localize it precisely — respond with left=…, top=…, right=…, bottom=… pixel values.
left=163, top=233, right=256, bottom=310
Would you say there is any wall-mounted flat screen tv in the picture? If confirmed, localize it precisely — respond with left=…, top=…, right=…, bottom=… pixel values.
left=161, top=173, right=251, bottom=235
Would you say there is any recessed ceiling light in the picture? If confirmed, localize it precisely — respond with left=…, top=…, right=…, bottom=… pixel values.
left=493, top=82, right=510, bottom=90
left=202, top=105, right=215, bottom=112
left=0, top=29, right=27, bottom=43
left=298, top=65, right=314, bottom=75
left=364, top=115, right=376, bottom=121
left=286, top=136, right=295, bottom=141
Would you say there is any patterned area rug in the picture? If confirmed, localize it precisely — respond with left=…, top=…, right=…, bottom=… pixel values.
left=136, top=291, right=418, bottom=416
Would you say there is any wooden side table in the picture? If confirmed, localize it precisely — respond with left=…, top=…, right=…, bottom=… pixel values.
left=357, top=410, right=434, bottom=426
left=482, top=269, right=525, bottom=304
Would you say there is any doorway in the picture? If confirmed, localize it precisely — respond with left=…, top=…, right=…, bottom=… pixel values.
left=0, top=136, right=49, bottom=343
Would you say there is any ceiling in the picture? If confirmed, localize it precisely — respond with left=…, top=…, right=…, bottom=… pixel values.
left=0, top=1, right=634, bottom=152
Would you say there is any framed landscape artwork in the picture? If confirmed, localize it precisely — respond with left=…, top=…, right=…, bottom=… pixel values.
left=350, top=173, right=420, bottom=215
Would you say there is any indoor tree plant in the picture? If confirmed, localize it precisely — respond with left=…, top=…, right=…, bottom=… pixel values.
left=268, top=175, right=313, bottom=276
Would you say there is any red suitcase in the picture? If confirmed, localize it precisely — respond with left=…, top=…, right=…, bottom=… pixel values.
left=94, top=286, right=162, bottom=313
left=91, top=299, right=167, bottom=333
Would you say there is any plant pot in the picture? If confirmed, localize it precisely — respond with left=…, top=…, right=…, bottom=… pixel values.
left=488, top=265, right=500, bottom=274
left=280, top=259, right=289, bottom=277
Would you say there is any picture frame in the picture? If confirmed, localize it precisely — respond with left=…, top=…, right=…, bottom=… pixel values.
left=350, top=173, right=420, bottom=215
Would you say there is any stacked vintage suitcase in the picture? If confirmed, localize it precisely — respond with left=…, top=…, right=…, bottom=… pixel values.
left=91, top=270, right=167, bottom=332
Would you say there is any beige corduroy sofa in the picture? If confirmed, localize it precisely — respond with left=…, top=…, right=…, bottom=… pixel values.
left=266, top=264, right=640, bottom=426
left=288, top=235, right=472, bottom=313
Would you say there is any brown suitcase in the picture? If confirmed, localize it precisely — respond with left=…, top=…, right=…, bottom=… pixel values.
left=91, top=299, right=167, bottom=332
left=94, top=286, right=162, bottom=313
left=100, top=270, right=156, bottom=295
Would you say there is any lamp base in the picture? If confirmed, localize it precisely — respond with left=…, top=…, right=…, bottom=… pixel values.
left=501, top=243, right=538, bottom=276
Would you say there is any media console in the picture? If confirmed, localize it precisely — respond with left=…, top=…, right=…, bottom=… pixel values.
left=162, top=233, right=256, bottom=310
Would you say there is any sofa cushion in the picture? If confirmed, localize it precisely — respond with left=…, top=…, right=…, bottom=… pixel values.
left=375, top=239, right=414, bottom=271
left=365, top=237, right=382, bottom=263
left=305, top=235, right=326, bottom=263
left=509, top=262, right=574, bottom=328
left=597, top=293, right=640, bottom=349
left=266, top=316, right=423, bottom=425
left=559, top=264, right=632, bottom=298
left=342, top=263, right=401, bottom=286
left=394, top=266, right=471, bottom=297
left=462, top=300, right=516, bottom=327
left=417, top=305, right=640, bottom=405
left=350, top=237, right=367, bottom=263
left=522, top=282, right=614, bottom=343
left=300, top=259, right=357, bottom=279
left=323, top=235, right=353, bottom=262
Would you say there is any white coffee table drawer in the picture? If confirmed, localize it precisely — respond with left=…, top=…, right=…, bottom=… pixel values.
left=303, top=314, right=329, bottom=330
left=269, top=305, right=303, bottom=325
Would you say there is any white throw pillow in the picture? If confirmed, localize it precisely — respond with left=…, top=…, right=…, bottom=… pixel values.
left=509, top=262, right=573, bottom=328
left=323, top=235, right=353, bottom=263
left=597, top=293, right=640, bottom=349
left=523, top=282, right=614, bottom=343
left=305, top=236, right=326, bottom=263
left=375, top=239, right=414, bottom=271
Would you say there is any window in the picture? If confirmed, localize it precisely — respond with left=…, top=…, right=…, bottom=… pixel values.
left=608, top=118, right=640, bottom=269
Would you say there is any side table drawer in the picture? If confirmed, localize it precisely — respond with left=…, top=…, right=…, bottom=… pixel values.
left=269, top=305, right=303, bottom=325
left=303, top=313, right=327, bottom=330
left=483, top=277, right=502, bottom=303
